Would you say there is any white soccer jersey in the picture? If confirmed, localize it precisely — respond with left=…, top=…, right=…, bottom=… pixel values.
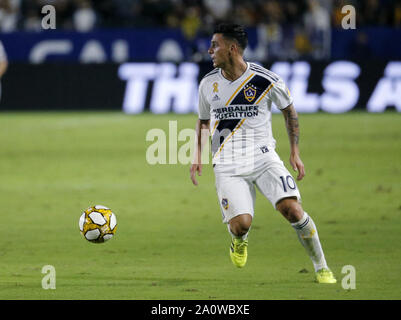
left=198, top=62, right=293, bottom=174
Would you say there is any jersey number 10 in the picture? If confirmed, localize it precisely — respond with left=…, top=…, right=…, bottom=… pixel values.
left=280, top=175, right=297, bottom=192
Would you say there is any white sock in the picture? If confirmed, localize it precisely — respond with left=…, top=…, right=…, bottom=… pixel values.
left=227, top=224, right=249, bottom=241
left=291, top=212, right=328, bottom=272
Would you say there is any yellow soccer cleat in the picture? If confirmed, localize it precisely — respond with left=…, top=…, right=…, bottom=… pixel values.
left=316, top=268, right=337, bottom=284
left=229, top=238, right=248, bottom=268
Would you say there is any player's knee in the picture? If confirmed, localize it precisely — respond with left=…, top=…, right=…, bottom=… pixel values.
left=229, top=214, right=252, bottom=237
left=230, top=224, right=250, bottom=237
left=276, top=198, right=303, bottom=223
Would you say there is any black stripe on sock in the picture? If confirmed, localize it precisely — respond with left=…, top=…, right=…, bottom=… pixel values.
left=295, top=216, right=310, bottom=230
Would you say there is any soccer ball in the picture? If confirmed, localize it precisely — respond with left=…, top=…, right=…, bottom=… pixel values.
left=79, top=205, right=117, bottom=243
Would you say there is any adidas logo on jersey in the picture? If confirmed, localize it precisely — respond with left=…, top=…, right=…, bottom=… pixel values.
left=212, top=94, right=220, bottom=101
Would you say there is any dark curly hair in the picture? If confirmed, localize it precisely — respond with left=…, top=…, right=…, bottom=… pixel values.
left=213, top=23, right=248, bottom=52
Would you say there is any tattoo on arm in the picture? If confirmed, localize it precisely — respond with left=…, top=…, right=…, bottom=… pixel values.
left=283, top=105, right=299, bottom=146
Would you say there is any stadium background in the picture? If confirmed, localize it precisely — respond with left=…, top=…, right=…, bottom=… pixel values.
left=0, top=0, right=400, bottom=112
left=0, top=0, right=400, bottom=302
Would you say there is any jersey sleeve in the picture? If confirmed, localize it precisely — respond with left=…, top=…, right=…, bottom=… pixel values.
left=197, top=80, right=210, bottom=120
left=269, top=78, right=293, bottom=110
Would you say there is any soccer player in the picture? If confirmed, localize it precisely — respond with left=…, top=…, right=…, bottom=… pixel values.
left=190, top=23, right=336, bottom=284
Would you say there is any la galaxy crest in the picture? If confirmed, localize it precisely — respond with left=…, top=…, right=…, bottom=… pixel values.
left=243, top=84, right=257, bottom=102
left=221, top=198, right=229, bottom=210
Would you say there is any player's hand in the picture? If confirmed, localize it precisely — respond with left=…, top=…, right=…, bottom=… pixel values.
left=290, top=153, right=305, bottom=181
left=190, top=163, right=202, bottom=186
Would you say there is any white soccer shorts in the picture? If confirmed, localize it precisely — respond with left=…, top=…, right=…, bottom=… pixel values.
left=214, top=152, right=301, bottom=224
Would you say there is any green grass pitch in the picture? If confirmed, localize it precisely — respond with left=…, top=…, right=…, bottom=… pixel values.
left=0, top=111, right=400, bottom=300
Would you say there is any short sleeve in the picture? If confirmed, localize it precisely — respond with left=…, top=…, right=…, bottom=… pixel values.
left=198, top=80, right=210, bottom=120
left=269, top=78, right=293, bottom=110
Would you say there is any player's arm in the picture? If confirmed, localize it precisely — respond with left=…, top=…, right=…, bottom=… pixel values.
left=190, top=119, right=210, bottom=186
left=281, top=104, right=305, bottom=180
left=0, top=42, right=8, bottom=78
left=0, top=60, right=7, bottom=78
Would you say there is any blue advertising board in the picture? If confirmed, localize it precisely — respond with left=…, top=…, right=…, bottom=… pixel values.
left=1, top=27, right=399, bottom=63
left=0, top=29, right=191, bottom=63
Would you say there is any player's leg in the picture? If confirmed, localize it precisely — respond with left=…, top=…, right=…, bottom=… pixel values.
left=215, top=174, right=255, bottom=268
left=227, top=213, right=252, bottom=268
left=275, top=197, right=335, bottom=281
left=228, top=213, right=252, bottom=239
left=255, top=163, right=336, bottom=283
